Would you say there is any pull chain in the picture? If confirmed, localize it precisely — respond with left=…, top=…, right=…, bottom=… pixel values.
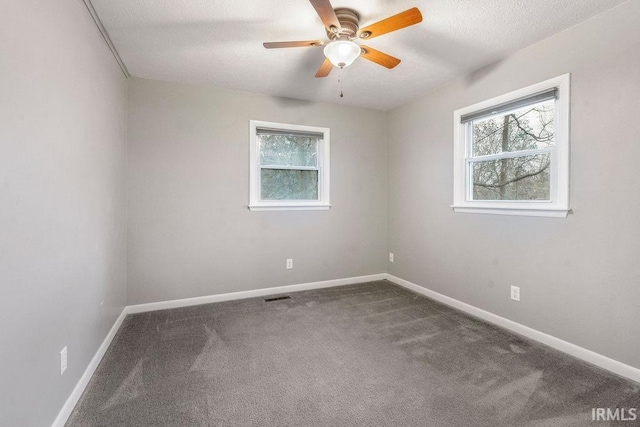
left=338, top=71, right=344, bottom=98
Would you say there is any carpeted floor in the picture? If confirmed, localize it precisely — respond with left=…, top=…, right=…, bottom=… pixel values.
left=67, top=280, right=640, bottom=426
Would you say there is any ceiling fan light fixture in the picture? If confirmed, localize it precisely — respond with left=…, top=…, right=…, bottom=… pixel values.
left=323, top=40, right=361, bottom=68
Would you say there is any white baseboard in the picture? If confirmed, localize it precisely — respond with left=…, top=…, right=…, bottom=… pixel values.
left=52, top=273, right=386, bottom=426
left=385, top=273, right=640, bottom=384
left=53, top=272, right=639, bottom=427
left=127, top=273, right=387, bottom=314
left=52, top=308, right=128, bottom=427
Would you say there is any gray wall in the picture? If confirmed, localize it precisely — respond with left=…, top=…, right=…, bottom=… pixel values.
left=2, top=1, right=638, bottom=424
left=0, top=1, right=128, bottom=425
left=387, top=1, right=640, bottom=370
left=127, top=78, right=387, bottom=304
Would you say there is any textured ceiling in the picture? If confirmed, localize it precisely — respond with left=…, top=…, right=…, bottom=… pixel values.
left=91, top=0, right=627, bottom=110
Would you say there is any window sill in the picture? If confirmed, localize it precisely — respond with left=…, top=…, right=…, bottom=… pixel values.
left=451, top=205, right=570, bottom=218
left=248, top=204, right=331, bottom=212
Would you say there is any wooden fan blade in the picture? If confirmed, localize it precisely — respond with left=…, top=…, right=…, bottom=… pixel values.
left=315, top=58, right=333, bottom=78
left=309, top=0, right=341, bottom=31
left=357, top=7, right=422, bottom=40
left=360, top=46, right=401, bottom=69
left=263, top=40, right=325, bottom=49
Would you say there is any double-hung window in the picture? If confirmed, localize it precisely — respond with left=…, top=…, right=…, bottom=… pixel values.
left=452, top=74, right=570, bottom=217
left=249, top=120, right=330, bottom=211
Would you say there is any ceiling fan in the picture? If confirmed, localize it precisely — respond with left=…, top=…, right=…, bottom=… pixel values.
left=263, top=0, right=423, bottom=77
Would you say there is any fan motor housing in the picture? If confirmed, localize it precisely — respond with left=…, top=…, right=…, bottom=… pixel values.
left=328, top=8, right=360, bottom=40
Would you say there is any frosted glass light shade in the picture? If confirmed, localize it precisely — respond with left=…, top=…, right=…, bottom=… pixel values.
left=323, top=40, right=361, bottom=68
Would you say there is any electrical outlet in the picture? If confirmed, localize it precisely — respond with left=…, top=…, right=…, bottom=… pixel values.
left=286, top=259, right=293, bottom=269
left=510, top=286, right=520, bottom=302
left=389, top=253, right=394, bottom=263
left=60, top=347, right=67, bottom=375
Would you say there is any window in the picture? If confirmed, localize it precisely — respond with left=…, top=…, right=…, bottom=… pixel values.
left=452, top=74, right=570, bottom=217
left=249, top=120, right=330, bottom=211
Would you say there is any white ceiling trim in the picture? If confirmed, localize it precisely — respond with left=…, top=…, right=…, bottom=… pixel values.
left=82, top=0, right=130, bottom=78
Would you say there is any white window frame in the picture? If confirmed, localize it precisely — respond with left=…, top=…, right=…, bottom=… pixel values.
left=249, top=120, right=331, bottom=211
left=452, top=74, right=570, bottom=218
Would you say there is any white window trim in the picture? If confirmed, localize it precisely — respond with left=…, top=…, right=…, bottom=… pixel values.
left=452, top=74, right=570, bottom=218
left=249, top=120, right=331, bottom=211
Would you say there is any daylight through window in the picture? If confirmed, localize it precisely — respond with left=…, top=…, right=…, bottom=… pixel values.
left=249, top=121, right=330, bottom=211
left=259, top=130, right=319, bottom=200
left=468, top=96, right=555, bottom=201
left=452, top=75, right=570, bottom=217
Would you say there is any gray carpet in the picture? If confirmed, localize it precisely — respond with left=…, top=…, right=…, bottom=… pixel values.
left=67, top=280, right=640, bottom=426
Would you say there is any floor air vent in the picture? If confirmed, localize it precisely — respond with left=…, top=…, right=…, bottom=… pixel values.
left=264, top=296, right=291, bottom=302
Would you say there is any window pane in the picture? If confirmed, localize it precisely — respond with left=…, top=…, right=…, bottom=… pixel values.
left=259, top=134, right=318, bottom=167
left=261, top=169, right=318, bottom=200
left=472, top=100, right=555, bottom=157
left=471, top=154, right=550, bottom=200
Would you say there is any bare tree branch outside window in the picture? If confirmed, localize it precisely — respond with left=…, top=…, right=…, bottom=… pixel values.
left=471, top=100, right=554, bottom=200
